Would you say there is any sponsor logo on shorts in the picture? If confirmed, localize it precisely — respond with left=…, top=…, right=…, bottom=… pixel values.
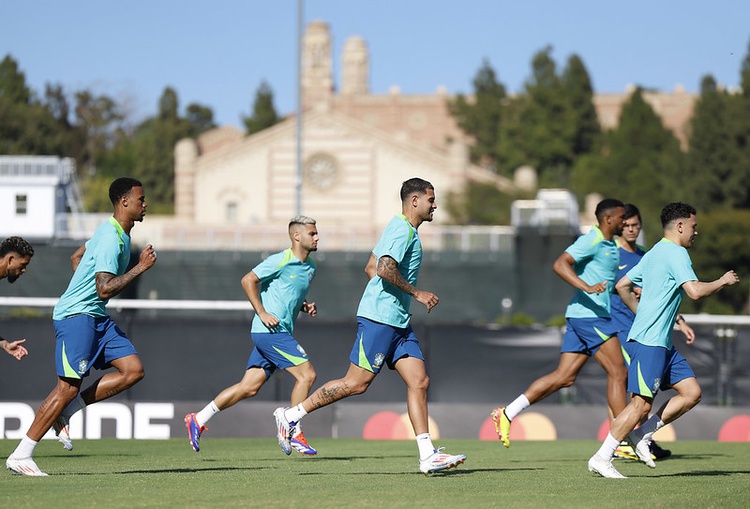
left=373, top=353, right=385, bottom=370
left=297, top=344, right=308, bottom=357
left=78, top=359, right=89, bottom=375
left=652, top=378, right=661, bottom=393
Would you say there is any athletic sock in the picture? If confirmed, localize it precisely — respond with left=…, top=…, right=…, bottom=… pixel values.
left=416, top=433, right=436, bottom=461
left=504, top=394, right=530, bottom=421
left=595, top=433, right=620, bottom=461
left=195, top=400, right=220, bottom=427
left=11, top=435, right=38, bottom=459
left=631, top=414, right=663, bottom=442
left=62, top=395, right=86, bottom=419
left=285, top=404, right=308, bottom=424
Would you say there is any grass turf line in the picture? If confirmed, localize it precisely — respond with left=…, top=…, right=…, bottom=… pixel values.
left=2, top=439, right=749, bottom=508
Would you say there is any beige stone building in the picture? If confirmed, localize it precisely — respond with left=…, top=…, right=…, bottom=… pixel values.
left=168, top=20, right=696, bottom=250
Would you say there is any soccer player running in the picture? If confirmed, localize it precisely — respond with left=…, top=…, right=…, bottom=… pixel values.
left=0, top=236, right=34, bottom=360
left=610, top=204, right=694, bottom=461
left=273, top=178, right=466, bottom=475
left=588, top=202, right=739, bottom=478
left=6, top=177, right=157, bottom=476
left=492, top=199, right=627, bottom=447
left=185, top=216, right=321, bottom=455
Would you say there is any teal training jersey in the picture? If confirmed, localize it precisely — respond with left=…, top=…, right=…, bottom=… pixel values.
left=625, top=238, right=697, bottom=349
left=357, top=214, right=421, bottom=328
left=250, top=248, right=316, bottom=334
left=53, top=216, right=130, bottom=320
left=563, top=226, right=619, bottom=319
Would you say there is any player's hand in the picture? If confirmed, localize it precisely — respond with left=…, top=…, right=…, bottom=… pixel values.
left=633, top=286, right=642, bottom=300
left=587, top=282, right=608, bottom=294
left=139, top=244, right=157, bottom=270
left=722, top=270, right=740, bottom=286
left=303, top=301, right=318, bottom=317
left=2, top=339, right=28, bottom=360
left=680, top=321, right=696, bottom=345
left=415, top=290, right=439, bottom=313
left=260, top=311, right=280, bottom=329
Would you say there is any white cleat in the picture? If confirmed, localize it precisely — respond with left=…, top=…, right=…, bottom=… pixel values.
left=273, top=407, right=294, bottom=456
left=53, top=415, right=73, bottom=451
left=627, top=434, right=656, bottom=468
left=588, top=455, right=626, bottom=479
left=6, top=456, right=48, bottom=476
left=419, top=448, right=467, bottom=475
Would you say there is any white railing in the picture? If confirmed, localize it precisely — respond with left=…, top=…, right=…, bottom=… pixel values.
left=52, top=214, right=517, bottom=253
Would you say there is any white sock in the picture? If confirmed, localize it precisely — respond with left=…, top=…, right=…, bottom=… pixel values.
left=416, top=433, right=436, bottom=461
left=62, top=395, right=86, bottom=419
left=195, top=401, right=220, bottom=427
left=285, top=404, right=308, bottom=424
left=595, top=433, right=620, bottom=461
left=631, top=414, right=664, bottom=442
left=11, top=435, right=38, bottom=459
left=504, top=394, right=530, bottom=421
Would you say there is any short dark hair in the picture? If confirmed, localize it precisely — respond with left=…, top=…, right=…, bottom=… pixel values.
left=660, top=202, right=696, bottom=228
left=623, top=203, right=641, bottom=222
left=400, top=178, right=434, bottom=202
left=109, top=177, right=143, bottom=204
left=595, top=198, right=624, bottom=221
left=0, top=236, right=34, bottom=258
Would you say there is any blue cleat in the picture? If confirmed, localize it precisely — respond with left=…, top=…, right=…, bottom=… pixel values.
left=184, top=413, right=207, bottom=452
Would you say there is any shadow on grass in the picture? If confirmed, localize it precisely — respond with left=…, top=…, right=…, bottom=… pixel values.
left=56, top=466, right=268, bottom=476
left=649, top=469, right=750, bottom=478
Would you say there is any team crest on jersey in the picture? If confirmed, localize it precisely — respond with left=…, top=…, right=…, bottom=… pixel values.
left=373, top=353, right=385, bottom=370
left=297, top=345, right=308, bottom=357
left=78, top=359, right=89, bottom=375
left=652, top=378, right=661, bottom=393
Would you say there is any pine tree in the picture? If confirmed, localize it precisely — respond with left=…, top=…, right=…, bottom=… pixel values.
left=243, top=81, right=280, bottom=135
left=448, top=59, right=507, bottom=170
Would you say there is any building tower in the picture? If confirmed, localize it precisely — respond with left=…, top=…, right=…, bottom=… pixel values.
left=341, top=36, right=369, bottom=96
left=302, top=20, right=334, bottom=110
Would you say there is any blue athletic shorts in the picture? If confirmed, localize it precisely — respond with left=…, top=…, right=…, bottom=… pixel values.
left=626, top=341, right=695, bottom=398
left=561, top=317, right=620, bottom=356
left=54, top=314, right=137, bottom=379
left=348, top=317, right=424, bottom=374
left=621, top=339, right=636, bottom=367
left=248, top=331, right=309, bottom=379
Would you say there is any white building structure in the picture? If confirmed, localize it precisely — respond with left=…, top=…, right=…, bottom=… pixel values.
left=0, top=156, right=85, bottom=240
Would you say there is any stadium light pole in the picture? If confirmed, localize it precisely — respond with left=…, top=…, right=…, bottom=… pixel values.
left=295, top=0, right=304, bottom=216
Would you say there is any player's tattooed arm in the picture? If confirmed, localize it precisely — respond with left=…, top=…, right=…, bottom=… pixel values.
left=377, top=255, right=439, bottom=312
left=95, top=245, right=157, bottom=300
left=96, top=269, right=144, bottom=300
left=376, top=255, right=416, bottom=295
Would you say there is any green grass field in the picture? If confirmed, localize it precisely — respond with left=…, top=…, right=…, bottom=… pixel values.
left=2, top=439, right=749, bottom=508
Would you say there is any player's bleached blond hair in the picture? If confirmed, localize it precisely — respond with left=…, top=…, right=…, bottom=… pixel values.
left=289, top=215, right=316, bottom=229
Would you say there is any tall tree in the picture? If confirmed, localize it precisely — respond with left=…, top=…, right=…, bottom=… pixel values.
left=448, top=59, right=507, bottom=170
left=561, top=54, right=601, bottom=157
left=0, top=55, right=70, bottom=156
left=571, top=88, right=684, bottom=243
left=0, top=55, right=31, bottom=104
left=74, top=90, right=124, bottom=176
left=94, top=87, right=214, bottom=213
left=516, top=47, right=575, bottom=186
left=243, top=81, right=280, bottom=135
left=685, top=76, right=746, bottom=210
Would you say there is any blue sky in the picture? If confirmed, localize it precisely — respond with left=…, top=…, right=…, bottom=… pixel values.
left=2, top=1, right=748, bottom=127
